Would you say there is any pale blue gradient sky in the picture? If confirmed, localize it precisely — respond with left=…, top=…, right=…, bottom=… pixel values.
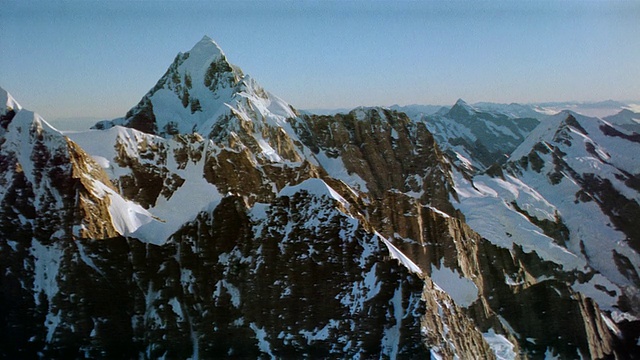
left=1, top=0, right=639, bottom=123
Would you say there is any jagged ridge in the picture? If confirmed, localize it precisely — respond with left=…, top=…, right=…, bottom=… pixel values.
left=2, top=33, right=639, bottom=359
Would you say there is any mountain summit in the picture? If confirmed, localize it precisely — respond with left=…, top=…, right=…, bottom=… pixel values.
left=1, top=86, right=22, bottom=116
left=188, top=35, right=226, bottom=62
left=447, top=98, right=476, bottom=117
left=1, top=36, right=638, bottom=359
left=94, top=36, right=295, bottom=139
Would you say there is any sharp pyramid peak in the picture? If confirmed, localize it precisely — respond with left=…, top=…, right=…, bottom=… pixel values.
left=447, top=98, right=476, bottom=117
left=177, top=35, right=238, bottom=82
left=453, top=98, right=475, bottom=110
left=454, top=98, right=469, bottom=106
left=186, top=35, right=226, bottom=60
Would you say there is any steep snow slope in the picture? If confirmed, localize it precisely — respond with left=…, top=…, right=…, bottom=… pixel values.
left=68, top=127, right=223, bottom=243
left=0, top=96, right=154, bottom=239
left=452, top=111, right=640, bottom=319
left=1, top=86, right=22, bottom=116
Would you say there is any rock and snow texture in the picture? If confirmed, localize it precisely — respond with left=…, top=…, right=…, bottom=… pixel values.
left=0, top=93, right=155, bottom=240
left=415, top=99, right=540, bottom=170
left=604, top=108, right=640, bottom=134
left=450, top=110, right=640, bottom=341
left=507, top=112, right=640, bottom=290
left=1, top=86, right=22, bottom=116
left=2, top=37, right=639, bottom=359
left=93, top=35, right=298, bottom=143
left=68, top=127, right=222, bottom=244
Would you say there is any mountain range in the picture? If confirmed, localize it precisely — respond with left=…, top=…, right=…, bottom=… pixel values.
left=1, top=35, right=638, bottom=359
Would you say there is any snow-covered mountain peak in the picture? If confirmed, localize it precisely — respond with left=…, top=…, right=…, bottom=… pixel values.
left=179, top=35, right=237, bottom=82
left=1, top=86, right=22, bottom=116
left=604, top=108, right=640, bottom=134
left=447, top=98, right=477, bottom=117
left=420, top=98, right=540, bottom=170
left=508, top=111, right=579, bottom=161
left=0, top=87, right=60, bottom=139
left=8, top=109, right=58, bottom=135
left=92, top=36, right=300, bottom=141
left=454, top=98, right=470, bottom=107
left=188, top=35, right=225, bottom=60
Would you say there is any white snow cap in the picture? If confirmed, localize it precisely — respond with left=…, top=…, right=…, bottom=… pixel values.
left=1, top=86, right=23, bottom=114
left=186, top=35, right=226, bottom=65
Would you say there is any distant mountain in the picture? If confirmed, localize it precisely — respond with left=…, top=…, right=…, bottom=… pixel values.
left=532, top=100, right=630, bottom=118
left=473, top=101, right=552, bottom=120
left=1, top=35, right=638, bottom=359
left=605, top=109, right=640, bottom=134
left=300, top=107, right=354, bottom=116
left=536, top=100, right=629, bottom=109
left=388, top=104, right=445, bottom=119
left=415, top=99, right=540, bottom=170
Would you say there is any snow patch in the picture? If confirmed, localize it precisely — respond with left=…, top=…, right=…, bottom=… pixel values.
left=90, top=179, right=154, bottom=236
left=169, top=298, right=184, bottom=321
left=483, top=329, right=517, bottom=360
left=340, top=263, right=381, bottom=314
left=250, top=322, right=275, bottom=359
left=600, top=314, right=622, bottom=338
left=571, top=273, right=619, bottom=312
left=76, top=241, right=104, bottom=276
left=313, top=150, right=369, bottom=192
left=430, top=260, right=478, bottom=307
left=256, top=138, right=282, bottom=162
left=31, top=240, right=63, bottom=342
left=279, top=178, right=349, bottom=207
left=380, top=284, right=404, bottom=358
left=299, top=319, right=340, bottom=344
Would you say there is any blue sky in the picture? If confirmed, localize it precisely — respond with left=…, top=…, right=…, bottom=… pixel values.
left=1, top=0, right=639, bottom=124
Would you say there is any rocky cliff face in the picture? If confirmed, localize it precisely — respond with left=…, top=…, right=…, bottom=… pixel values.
left=1, top=36, right=637, bottom=359
left=296, top=106, right=633, bottom=358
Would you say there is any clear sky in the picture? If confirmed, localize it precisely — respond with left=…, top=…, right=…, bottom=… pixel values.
left=1, top=0, right=639, bottom=125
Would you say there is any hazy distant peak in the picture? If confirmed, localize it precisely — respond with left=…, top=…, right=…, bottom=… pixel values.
left=454, top=98, right=469, bottom=107
left=447, top=98, right=476, bottom=117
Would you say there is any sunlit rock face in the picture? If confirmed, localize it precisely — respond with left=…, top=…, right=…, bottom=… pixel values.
left=1, top=35, right=638, bottom=359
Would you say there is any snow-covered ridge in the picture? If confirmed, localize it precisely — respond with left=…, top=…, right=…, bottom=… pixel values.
left=380, top=235, right=423, bottom=274
left=68, top=125, right=223, bottom=244
left=279, top=178, right=348, bottom=206
left=1, top=86, right=22, bottom=115
left=0, top=90, right=161, bottom=240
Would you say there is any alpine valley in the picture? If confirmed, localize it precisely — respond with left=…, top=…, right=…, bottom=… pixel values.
left=1, top=36, right=638, bottom=359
